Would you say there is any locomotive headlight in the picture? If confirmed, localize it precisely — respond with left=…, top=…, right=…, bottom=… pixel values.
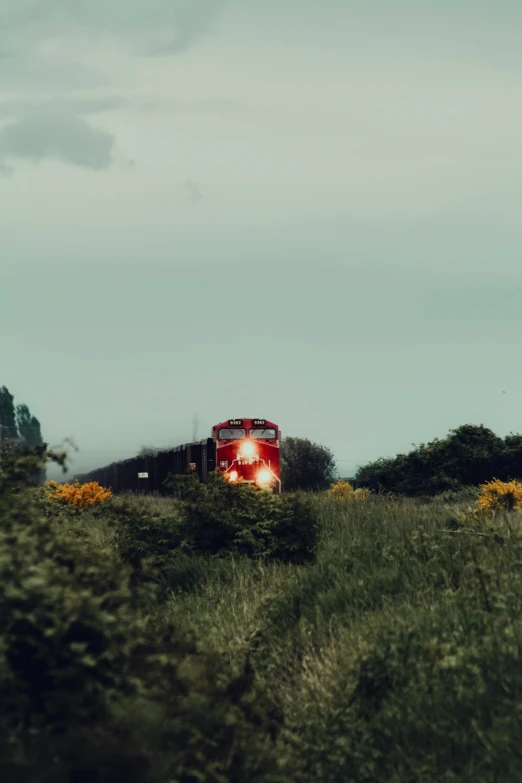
left=240, top=441, right=256, bottom=458
left=228, top=470, right=238, bottom=481
left=256, top=469, right=271, bottom=485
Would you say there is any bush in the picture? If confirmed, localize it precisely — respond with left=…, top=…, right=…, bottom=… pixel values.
left=0, top=447, right=289, bottom=782
left=114, top=472, right=318, bottom=574
left=109, top=498, right=184, bottom=572
left=47, top=478, right=112, bottom=508
left=355, top=424, right=522, bottom=497
left=172, top=472, right=318, bottom=563
left=476, top=478, right=522, bottom=511
left=328, top=480, right=369, bottom=501
left=328, top=479, right=355, bottom=499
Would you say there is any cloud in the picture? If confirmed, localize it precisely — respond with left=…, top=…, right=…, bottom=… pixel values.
left=0, top=106, right=116, bottom=170
left=0, top=0, right=231, bottom=57
left=142, top=0, right=229, bottom=55
left=0, top=96, right=122, bottom=119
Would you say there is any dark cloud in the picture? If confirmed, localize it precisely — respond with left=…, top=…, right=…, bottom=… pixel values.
left=0, top=106, right=115, bottom=170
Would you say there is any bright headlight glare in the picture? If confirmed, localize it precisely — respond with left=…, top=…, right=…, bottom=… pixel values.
left=228, top=470, right=238, bottom=481
left=257, top=469, right=271, bottom=484
left=240, top=441, right=256, bottom=458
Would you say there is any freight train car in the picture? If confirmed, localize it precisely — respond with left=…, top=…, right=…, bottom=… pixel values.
left=73, top=418, right=281, bottom=494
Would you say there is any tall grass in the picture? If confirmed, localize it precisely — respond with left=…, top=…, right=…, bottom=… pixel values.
left=76, top=490, right=522, bottom=781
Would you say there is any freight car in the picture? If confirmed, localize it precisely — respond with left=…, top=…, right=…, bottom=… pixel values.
left=74, top=418, right=281, bottom=494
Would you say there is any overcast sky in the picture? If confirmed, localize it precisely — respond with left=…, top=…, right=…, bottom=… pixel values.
left=1, top=0, right=521, bottom=479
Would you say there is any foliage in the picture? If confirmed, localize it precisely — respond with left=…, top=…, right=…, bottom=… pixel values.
left=153, top=490, right=522, bottom=782
left=356, top=423, right=522, bottom=497
left=174, top=471, right=318, bottom=563
left=0, top=389, right=46, bottom=482
left=281, top=436, right=336, bottom=491
left=294, top=585, right=522, bottom=783
left=0, top=439, right=53, bottom=494
left=0, top=390, right=44, bottom=449
left=16, top=403, right=44, bottom=447
left=115, top=471, right=318, bottom=573
left=426, top=485, right=481, bottom=505
left=109, top=498, right=184, bottom=572
left=329, top=479, right=354, bottom=499
left=47, top=478, right=112, bottom=508
left=0, top=447, right=290, bottom=782
left=0, top=385, right=18, bottom=441
left=476, top=478, right=522, bottom=511
left=5, top=429, right=522, bottom=781
left=328, top=480, right=369, bottom=501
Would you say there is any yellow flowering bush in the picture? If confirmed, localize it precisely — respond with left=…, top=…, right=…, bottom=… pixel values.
left=328, top=480, right=369, bottom=501
left=476, top=478, right=522, bottom=512
left=47, top=479, right=112, bottom=509
left=329, top=480, right=354, bottom=500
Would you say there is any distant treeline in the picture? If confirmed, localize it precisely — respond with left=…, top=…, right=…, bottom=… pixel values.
left=0, top=386, right=44, bottom=448
left=0, top=386, right=45, bottom=482
left=355, top=424, right=522, bottom=496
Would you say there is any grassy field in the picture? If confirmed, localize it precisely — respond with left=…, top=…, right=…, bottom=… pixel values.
left=78, top=489, right=522, bottom=782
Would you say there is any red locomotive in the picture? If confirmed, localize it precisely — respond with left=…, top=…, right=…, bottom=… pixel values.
left=213, top=418, right=281, bottom=492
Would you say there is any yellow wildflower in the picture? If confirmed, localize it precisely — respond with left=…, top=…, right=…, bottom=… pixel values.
left=328, top=480, right=354, bottom=500
left=328, top=480, right=369, bottom=501
left=476, top=478, right=522, bottom=512
left=48, top=479, right=112, bottom=509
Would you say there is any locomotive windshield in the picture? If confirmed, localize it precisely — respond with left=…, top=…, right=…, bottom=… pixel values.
left=218, top=428, right=246, bottom=439
left=250, top=428, right=277, bottom=440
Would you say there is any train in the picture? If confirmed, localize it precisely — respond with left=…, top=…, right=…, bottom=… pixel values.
left=73, top=418, right=282, bottom=494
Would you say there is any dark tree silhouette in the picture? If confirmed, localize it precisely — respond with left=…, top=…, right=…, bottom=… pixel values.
left=16, top=404, right=44, bottom=447
left=0, top=386, right=18, bottom=441
left=281, top=436, right=336, bottom=491
left=356, top=424, right=522, bottom=496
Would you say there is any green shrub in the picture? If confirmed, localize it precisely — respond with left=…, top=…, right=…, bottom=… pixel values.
left=171, top=472, right=318, bottom=563
left=114, top=472, right=318, bottom=575
left=355, top=424, right=522, bottom=497
left=109, top=498, right=183, bottom=571
left=0, top=447, right=289, bottom=782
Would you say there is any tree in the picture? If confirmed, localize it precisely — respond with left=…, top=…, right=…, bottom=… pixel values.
left=355, top=423, right=514, bottom=496
left=17, top=403, right=46, bottom=483
left=0, top=386, right=18, bottom=442
left=281, top=436, right=336, bottom=491
left=16, top=404, right=44, bottom=447
left=501, top=433, right=522, bottom=481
